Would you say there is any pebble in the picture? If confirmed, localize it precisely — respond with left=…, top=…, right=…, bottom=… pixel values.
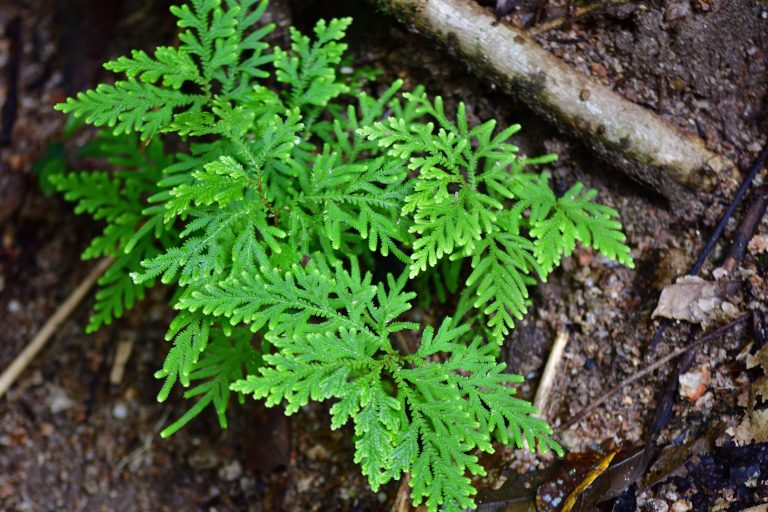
left=83, top=479, right=99, bottom=495
left=111, top=402, right=128, bottom=420
left=7, top=299, right=21, bottom=314
left=590, top=62, right=608, bottom=79
left=188, top=447, right=220, bottom=470
left=48, top=386, right=75, bottom=414
left=218, top=461, right=242, bottom=482
left=664, top=1, right=690, bottom=22
left=679, top=367, right=711, bottom=402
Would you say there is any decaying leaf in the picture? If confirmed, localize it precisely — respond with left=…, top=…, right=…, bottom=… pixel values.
left=652, top=275, right=741, bottom=327
left=747, top=234, right=768, bottom=255
left=477, top=463, right=554, bottom=511
left=731, top=410, right=768, bottom=445
left=643, top=421, right=724, bottom=488
left=739, top=504, right=768, bottom=512
left=560, top=449, right=618, bottom=512
left=535, top=446, right=652, bottom=512
left=731, top=343, right=768, bottom=445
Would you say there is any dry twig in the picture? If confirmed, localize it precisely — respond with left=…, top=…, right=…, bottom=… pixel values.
left=0, top=257, right=113, bottom=398
left=533, top=329, right=570, bottom=418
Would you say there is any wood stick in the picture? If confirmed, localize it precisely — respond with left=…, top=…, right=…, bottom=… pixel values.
left=533, top=329, right=569, bottom=418
left=0, top=256, right=113, bottom=398
left=369, top=0, right=733, bottom=210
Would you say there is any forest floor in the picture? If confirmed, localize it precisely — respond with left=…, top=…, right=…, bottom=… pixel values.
left=0, top=0, right=767, bottom=510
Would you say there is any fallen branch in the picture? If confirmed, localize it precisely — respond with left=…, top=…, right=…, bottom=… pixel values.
left=369, top=0, right=732, bottom=209
left=0, top=256, right=113, bottom=398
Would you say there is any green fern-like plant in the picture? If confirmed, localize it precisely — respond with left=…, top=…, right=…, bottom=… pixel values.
left=50, top=1, right=633, bottom=510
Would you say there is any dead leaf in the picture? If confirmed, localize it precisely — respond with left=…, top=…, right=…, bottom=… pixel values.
left=560, top=449, right=618, bottom=512
left=536, top=451, right=604, bottom=512
left=731, top=344, right=768, bottom=445
left=643, top=422, right=724, bottom=487
left=652, top=276, right=741, bottom=327
left=477, top=463, right=554, bottom=511
left=738, top=505, right=768, bottom=512
left=731, top=410, right=768, bottom=445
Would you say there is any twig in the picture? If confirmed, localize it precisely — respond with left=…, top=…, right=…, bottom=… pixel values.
left=533, top=329, right=569, bottom=417
left=529, top=0, right=629, bottom=36
left=562, top=313, right=751, bottom=430
left=722, top=186, right=768, bottom=274
left=649, top=142, right=768, bottom=351
left=688, top=143, right=768, bottom=276
left=109, top=339, right=134, bottom=385
left=370, top=0, right=730, bottom=208
left=0, top=257, right=113, bottom=398
left=646, top=342, right=695, bottom=441
left=392, top=474, right=415, bottom=512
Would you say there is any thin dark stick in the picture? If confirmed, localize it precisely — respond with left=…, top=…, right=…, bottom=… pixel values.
left=722, top=186, right=768, bottom=273
left=689, top=144, right=768, bottom=275
left=0, top=17, right=22, bottom=146
left=563, top=313, right=751, bottom=431
left=649, top=142, right=768, bottom=351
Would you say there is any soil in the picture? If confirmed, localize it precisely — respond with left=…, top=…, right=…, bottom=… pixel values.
left=0, top=0, right=767, bottom=511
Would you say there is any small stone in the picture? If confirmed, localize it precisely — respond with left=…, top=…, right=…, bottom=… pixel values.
left=664, top=1, right=690, bottom=22
left=590, top=62, right=608, bottom=78
left=188, top=447, right=220, bottom=470
left=671, top=499, right=692, bottom=512
left=218, top=461, right=242, bottom=481
left=83, top=479, right=99, bottom=495
left=579, top=89, right=591, bottom=101
left=111, top=402, right=128, bottom=420
left=48, top=386, right=75, bottom=414
left=0, top=480, right=13, bottom=499
left=7, top=299, right=21, bottom=314
left=679, top=367, right=711, bottom=402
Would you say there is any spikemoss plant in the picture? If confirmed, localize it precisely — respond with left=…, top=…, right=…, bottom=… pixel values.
left=51, top=1, right=633, bottom=509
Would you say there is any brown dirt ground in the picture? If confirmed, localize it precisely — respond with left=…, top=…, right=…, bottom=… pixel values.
left=0, top=0, right=767, bottom=510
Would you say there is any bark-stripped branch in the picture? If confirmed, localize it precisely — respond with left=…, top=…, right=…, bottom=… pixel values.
left=370, top=0, right=734, bottom=209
